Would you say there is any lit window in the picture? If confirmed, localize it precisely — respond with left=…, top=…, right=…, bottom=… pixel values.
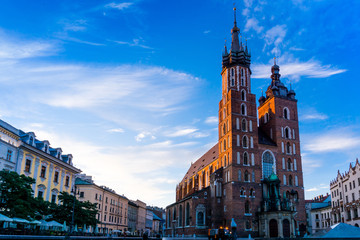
left=25, top=159, right=32, bottom=173
left=262, top=151, right=275, bottom=178
left=40, top=166, right=46, bottom=178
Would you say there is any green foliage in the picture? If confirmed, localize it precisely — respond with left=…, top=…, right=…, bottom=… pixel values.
left=0, top=170, right=98, bottom=226
left=0, top=170, right=36, bottom=218
left=53, top=192, right=98, bottom=226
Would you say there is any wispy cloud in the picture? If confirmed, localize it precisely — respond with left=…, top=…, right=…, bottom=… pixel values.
left=114, top=38, right=152, bottom=49
left=105, top=2, right=134, bottom=10
left=165, top=128, right=198, bottom=137
left=203, top=30, right=211, bottom=34
left=300, top=108, right=328, bottom=121
left=244, top=18, right=264, bottom=33
left=302, top=129, right=360, bottom=153
left=252, top=59, right=346, bottom=80
left=0, top=30, right=57, bottom=59
left=107, top=128, right=125, bottom=133
left=61, top=19, right=87, bottom=32
left=205, top=116, right=218, bottom=124
left=264, top=25, right=287, bottom=55
left=135, top=131, right=156, bottom=142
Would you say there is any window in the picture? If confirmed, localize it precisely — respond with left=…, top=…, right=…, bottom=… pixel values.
left=80, top=192, right=84, bottom=198
left=241, top=90, right=246, bottom=101
left=25, top=159, right=31, bottom=172
left=242, top=119, right=247, bottom=131
left=6, top=150, right=13, bottom=161
left=286, top=142, right=291, bottom=154
left=352, top=193, right=355, bottom=201
left=283, top=175, right=287, bottom=185
left=54, top=171, right=59, bottom=183
left=95, top=193, right=98, bottom=200
left=104, top=215, right=107, bottom=222
left=29, top=136, right=34, bottom=145
left=240, top=188, right=245, bottom=196
left=287, top=159, right=292, bottom=171
left=51, top=194, right=56, bottom=203
left=38, top=191, right=44, bottom=199
left=223, top=139, right=226, bottom=151
left=289, top=175, right=293, bottom=186
left=44, top=145, right=48, bottom=153
left=40, top=166, right=46, bottom=178
left=345, top=185, right=347, bottom=192
left=65, top=176, right=70, bottom=187
left=285, top=127, right=290, bottom=139
left=236, top=118, right=239, bottom=129
left=350, top=183, right=352, bottom=190
left=185, top=203, right=190, bottom=226
left=264, top=112, right=269, bottom=123
left=242, top=136, right=248, bottom=148
left=250, top=188, right=254, bottom=197
left=243, top=152, right=249, bottom=165
left=238, top=170, right=241, bottom=181
left=106, top=197, right=108, bottom=203
left=57, top=152, right=61, bottom=158
left=283, top=107, right=289, bottom=120
left=241, top=104, right=247, bottom=115
left=245, top=201, right=250, bottom=213
left=197, top=212, right=204, bottom=226
left=244, top=170, right=249, bottom=182
left=262, top=151, right=275, bottom=179
left=252, top=170, right=255, bottom=182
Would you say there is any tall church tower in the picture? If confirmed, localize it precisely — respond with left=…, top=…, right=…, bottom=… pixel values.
left=216, top=8, right=262, bottom=231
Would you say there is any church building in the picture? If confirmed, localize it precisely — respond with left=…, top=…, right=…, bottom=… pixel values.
left=165, top=10, right=306, bottom=238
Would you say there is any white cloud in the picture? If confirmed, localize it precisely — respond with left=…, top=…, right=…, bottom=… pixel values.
left=303, top=130, right=360, bottom=153
left=205, top=116, right=218, bottom=124
left=107, top=128, right=124, bottom=133
left=135, top=131, right=156, bottom=142
left=0, top=31, right=57, bottom=59
left=165, top=128, right=198, bottom=137
left=61, top=19, right=87, bottom=32
left=265, top=25, right=287, bottom=50
left=300, top=108, right=328, bottom=121
left=243, top=0, right=253, bottom=8
left=114, top=38, right=152, bottom=49
left=203, top=30, right=211, bottom=34
left=105, top=2, right=133, bottom=10
left=252, top=58, right=346, bottom=80
left=306, top=187, right=319, bottom=192
left=244, top=18, right=264, bottom=33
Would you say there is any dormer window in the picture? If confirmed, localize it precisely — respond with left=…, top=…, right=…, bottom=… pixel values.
left=44, top=145, right=48, bottom=153
left=57, top=152, right=61, bottom=158
left=29, top=136, right=33, bottom=146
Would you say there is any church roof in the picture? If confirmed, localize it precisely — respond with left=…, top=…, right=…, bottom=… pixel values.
left=181, top=144, right=218, bottom=183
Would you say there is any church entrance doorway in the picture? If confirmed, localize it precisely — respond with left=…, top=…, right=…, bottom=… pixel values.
left=269, top=219, right=278, bottom=237
left=283, top=219, right=290, bottom=237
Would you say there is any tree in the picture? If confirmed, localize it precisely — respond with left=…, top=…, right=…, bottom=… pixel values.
left=53, top=192, right=98, bottom=227
left=0, top=170, right=36, bottom=218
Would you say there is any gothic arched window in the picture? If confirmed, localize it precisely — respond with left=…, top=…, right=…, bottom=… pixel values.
left=287, top=159, right=292, bottom=171
left=185, top=203, right=190, bottom=226
left=245, top=201, right=250, bottom=213
left=242, top=119, right=247, bottom=132
left=285, top=127, right=290, bottom=139
left=197, top=212, right=204, bottom=226
left=242, top=136, right=248, bottom=148
left=289, top=175, right=293, bottom=186
left=262, top=150, right=275, bottom=179
left=286, top=142, right=291, bottom=154
left=241, top=104, right=247, bottom=115
left=243, top=152, right=249, bottom=165
left=244, top=170, right=249, bottom=182
left=223, top=139, right=226, bottom=151
left=241, top=89, right=246, bottom=101
left=179, top=205, right=183, bottom=227
left=284, top=107, right=290, bottom=120
left=250, top=188, right=254, bottom=197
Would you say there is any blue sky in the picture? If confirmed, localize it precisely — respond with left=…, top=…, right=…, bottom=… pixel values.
left=0, top=0, right=359, bottom=207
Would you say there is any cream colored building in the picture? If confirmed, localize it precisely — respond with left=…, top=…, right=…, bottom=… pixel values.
left=0, top=119, right=81, bottom=203
left=330, top=160, right=360, bottom=227
left=135, top=200, right=146, bottom=234
left=76, top=175, right=129, bottom=234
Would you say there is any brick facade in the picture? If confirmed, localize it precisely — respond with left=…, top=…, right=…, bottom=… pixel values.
left=166, top=11, right=306, bottom=238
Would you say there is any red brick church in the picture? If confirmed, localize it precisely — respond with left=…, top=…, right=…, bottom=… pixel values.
left=165, top=10, right=306, bottom=238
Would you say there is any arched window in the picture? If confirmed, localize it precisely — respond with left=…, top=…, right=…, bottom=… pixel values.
left=185, top=203, right=190, bottom=226
left=223, top=108, right=226, bottom=120
left=241, top=104, right=247, bottom=115
left=294, top=191, right=298, bottom=200
left=236, top=118, right=239, bottom=130
left=285, top=127, right=290, bottom=139
left=238, top=170, right=241, bottom=181
left=289, top=175, right=293, bottom=186
left=286, top=142, right=291, bottom=154
left=287, top=159, right=292, bottom=171
left=262, top=150, right=275, bottom=179
left=242, top=119, right=247, bottom=131
left=224, top=155, right=227, bottom=167
left=29, top=136, right=34, bottom=146
left=231, top=68, right=235, bottom=77
left=173, top=208, right=177, bottom=221
left=197, top=212, right=204, bottom=226
left=264, top=112, right=269, bottom=123
left=284, top=107, right=290, bottom=120
left=295, top=176, right=298, bottom=186
left=223, top=123, right=226, bottom=136
left=242, top=136, right=248, bottom=148
left=223, top=139, right=226, bottom=151
left=245, top=201, right=250, bottom=213
left=179, top=205, right=183, bottom=227
left=241, top=90, right=246, bottom=101
left=250, top=188, right=254, bottom=197
left=240, top=187, right=245, bottom=196
left=252, top=170, right=255, bottom=182
left=244, top=170, right=249, bottom=182
left=243, top=152, right=249, bottom=165
left=283, top=175, right=287, bottom=185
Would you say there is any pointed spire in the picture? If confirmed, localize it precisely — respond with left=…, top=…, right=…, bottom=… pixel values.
left=223, top=39, right=228, bottom=56
left=231, top=7, right=240, bottom=52
left=245, top=39, right=248, bottom=54
left=274, top=57, right=276, bottom=65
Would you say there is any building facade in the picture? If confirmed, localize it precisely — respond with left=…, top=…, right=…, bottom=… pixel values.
left=330, top=160, right=360, bottom=227
left=128, top=201, right=138, bottom=234
left=135, top=200, right=147, bottom=235
left=305, top=194, right=332, bottom=235
left=75, top=175, right=129, bottom=234
left=165, top=10, right=306, bottom=238
left=0, top=119, right=81, bottom=203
